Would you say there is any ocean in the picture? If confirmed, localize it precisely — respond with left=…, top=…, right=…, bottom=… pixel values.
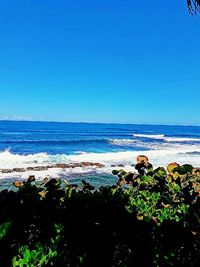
left=0, top=121, right=200, bottom=186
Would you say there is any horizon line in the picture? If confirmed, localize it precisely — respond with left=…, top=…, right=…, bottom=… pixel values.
left=0, top=119, right=200, bottom=127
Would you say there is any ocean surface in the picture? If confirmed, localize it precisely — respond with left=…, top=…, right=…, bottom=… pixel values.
left=1, top=121, right=200, bottom=186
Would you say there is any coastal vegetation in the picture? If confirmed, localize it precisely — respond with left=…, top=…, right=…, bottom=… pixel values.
left=0, top=156, right=199, bottom=266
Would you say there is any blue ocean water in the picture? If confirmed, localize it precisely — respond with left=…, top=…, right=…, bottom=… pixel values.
left=0, top=121, right=200, bottom=186
left=1, top=121, right=200, bottom=155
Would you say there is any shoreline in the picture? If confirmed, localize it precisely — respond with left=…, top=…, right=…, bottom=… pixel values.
left=0, top=162, right=105, bottom=174
left=0, top=161, right=131, bottom=184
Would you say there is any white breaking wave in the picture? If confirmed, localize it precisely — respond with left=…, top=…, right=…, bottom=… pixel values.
left=1, top=144, right=200, bottom=168
left=133, top=133, right=200, bottom=143
left=163, top=137, right=200, bottom=142
left=0, top=150, right=50, bottom=168
left=0, top=142, right=200, bottom=179
left=133, top=134, right=165, bottom=139
left=67, top=147, right=200, bottom=163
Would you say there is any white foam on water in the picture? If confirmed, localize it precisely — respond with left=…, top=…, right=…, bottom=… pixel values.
left=0, top=168, right=64, bottom=180
left=163, top=137, right=200, bottom=142
left=108, top=138, right=200, bottom=152
left=133, top=134, right=165, bottom=139
left=109, top=139, right=138, bottom=145
left=74, top=151, right=91, bottom=155
left=133, top=133, right=200, bottom=143
left=67, top=147, right=200, bottom=165
left=0, top=166, right=102, bottom=181
left=0, top=150, right=50, bottom=168
left=0, top=142, right=200, bottom=179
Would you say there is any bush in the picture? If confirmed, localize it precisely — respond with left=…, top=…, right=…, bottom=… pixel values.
left=0, top=160, right=199, bottom=266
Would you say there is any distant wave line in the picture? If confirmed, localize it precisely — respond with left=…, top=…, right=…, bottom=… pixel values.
left=133, top=134, right=200, bottom=142
left=133, top=134, right=165, bottom=139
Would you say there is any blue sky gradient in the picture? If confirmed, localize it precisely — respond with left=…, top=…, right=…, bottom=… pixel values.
left=0, top=0, right=200, bottom=124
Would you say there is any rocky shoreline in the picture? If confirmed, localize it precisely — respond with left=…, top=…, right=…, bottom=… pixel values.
left=0, top=162, right=105, bottom=174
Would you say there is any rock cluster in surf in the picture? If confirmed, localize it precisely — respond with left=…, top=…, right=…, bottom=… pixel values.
left=0, top=162, right=105, bottom=174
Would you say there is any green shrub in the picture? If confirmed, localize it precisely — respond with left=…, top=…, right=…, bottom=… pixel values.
left=0, top=160, right=199, bottom=267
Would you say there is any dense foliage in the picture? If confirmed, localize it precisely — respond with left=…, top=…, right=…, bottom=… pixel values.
left=0, top=157, right=199, bottom=266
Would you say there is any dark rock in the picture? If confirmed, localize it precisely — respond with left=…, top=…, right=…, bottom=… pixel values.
left=0, top=161, right=105, bottom=176
left=27, top=167, right=35, bottom=171
left=1, top=169, right=14, bottom=173
left=94, top=163, right=105, bottom=168
left=71, top=163, right=82, bottom=168
left=55, top=163, right=70, bottom=168
left=33, top=166, right=48, bottom=171
left=81, top=162, right=91, bottom=167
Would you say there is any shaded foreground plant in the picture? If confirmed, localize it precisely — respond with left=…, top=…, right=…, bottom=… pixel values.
left=0, top=157, right=199, bottom=266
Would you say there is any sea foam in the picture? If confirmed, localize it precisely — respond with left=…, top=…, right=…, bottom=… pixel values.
left=0, top=142, right=200, bottom=175
left=1, top=131, right=200, bottom=180
left=133, top=134, right=165, bottom=139
left=133, top=133, right=200, bottom=142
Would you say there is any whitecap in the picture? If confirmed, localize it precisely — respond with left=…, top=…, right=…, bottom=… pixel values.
left=133, top=133, right=200, bottom=143
left=133, top=134, right=165, bottom=139
left=0, top=150, right=50, bottom=168
left=163, top=137, right=200, bottom=142
left=0, top=143, right=200, bottom=179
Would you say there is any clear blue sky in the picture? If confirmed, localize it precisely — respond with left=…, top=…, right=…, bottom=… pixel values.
left=0, top=0, right=200, bottom=125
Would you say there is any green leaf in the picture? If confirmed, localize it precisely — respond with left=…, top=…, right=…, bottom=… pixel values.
left=12, top=258, right=19, bottom=267
left=39, top=255, right=47, bottom=265
left=0, top=221, right=12, bottom=240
